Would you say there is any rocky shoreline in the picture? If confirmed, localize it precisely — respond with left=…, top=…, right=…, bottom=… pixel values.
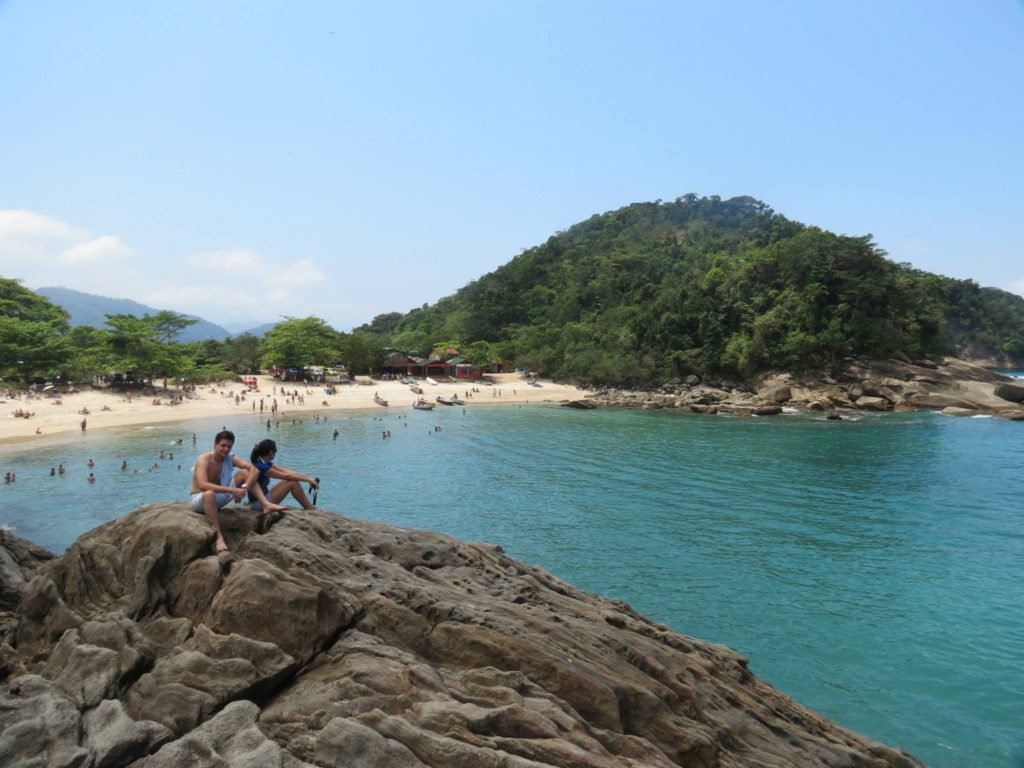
left=0, top=505, right=924, bottom=767
left=574, top=357, right=1024, bottom=420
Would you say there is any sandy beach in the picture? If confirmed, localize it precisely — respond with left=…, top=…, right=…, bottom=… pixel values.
left=0, top=373, right=584, bottom=446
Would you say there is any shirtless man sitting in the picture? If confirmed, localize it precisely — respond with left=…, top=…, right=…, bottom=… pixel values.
left=189, top=430, right=286, bottom=552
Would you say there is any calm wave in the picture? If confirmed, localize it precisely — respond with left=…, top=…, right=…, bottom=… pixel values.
left=1, top=404, right=1021, bottom=768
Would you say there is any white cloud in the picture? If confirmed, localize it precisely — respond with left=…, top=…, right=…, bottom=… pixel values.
left=0, top=210, right=87, bottom=241
left=59, top=235, right=134, bottom=265
left=0, top=209, right=136, bottom=289
left=0, top=209, right=329, bottom=326
left=172, top=249, right=326, bottom=318
left=274, top=258, right=325, bottom=287
left=1008, top=280, right=1024, bottom=299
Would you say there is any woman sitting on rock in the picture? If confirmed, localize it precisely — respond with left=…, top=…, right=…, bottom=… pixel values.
left=238, top=438, right=319, bottom=513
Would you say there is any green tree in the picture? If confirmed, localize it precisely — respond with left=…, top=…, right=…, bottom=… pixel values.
left=65, top=325, right=108, bottom=379
left=0, top=277, right=71, bottom=378
left=261, top=317, right=343, bottom=368
left=339, top=331, right=383, bottom=375
left=220, top=333, right=264, bottom=373
left=103, top=313, right=195, bottom=380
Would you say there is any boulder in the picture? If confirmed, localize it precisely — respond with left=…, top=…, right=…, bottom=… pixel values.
left=0, top=533, right=54, bottom=647
left=0, top=504, right=924, bottom=768
left=759, top=386, right=791, bottom=403
left=940, top=407, right=977, bottom=418
left=859, top=380, right=883, bottom=396
left=994, top=382, right=1024, bottom=403
left=562, top=399, right=596, bottom=410
left=754, top=405, right=783, bottom=416
left=314, top=716, right=420, bottom=768
left=0, top=674, right=89, bottom=768
left=854, top=396, right=890, bottom=411
left=904, top=393, right=978, bottom=410
left=134, top=700, right=301, bottom=768
left=877, top=385, right=902, bottom=404
left=83, top=699, right=171, bottom=768
left=0, top=532, right=54, bottom=615
left=997, top=410, right=1024, bottom=421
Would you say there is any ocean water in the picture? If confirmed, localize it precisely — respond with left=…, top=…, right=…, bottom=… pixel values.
left=1, top=402, right=1021, bottom=768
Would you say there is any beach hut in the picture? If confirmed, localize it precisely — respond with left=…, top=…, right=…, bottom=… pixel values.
left=381, top=352, right=416, bottom=377
left=452, top=359, right=483, bottom=380
left=424, top=359, right=452, bottom=379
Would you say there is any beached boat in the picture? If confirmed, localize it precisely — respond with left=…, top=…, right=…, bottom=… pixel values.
left=410, top=385, right=423, bottom=394
left=413, top=399, right=434, bottom=410
left=436, top=396, right=455, bottom=406
left=426, top=377, right=438, bottom=386
left=374, top=394, right=388, bottom=407
left=449, top=396, right=465, bottom=405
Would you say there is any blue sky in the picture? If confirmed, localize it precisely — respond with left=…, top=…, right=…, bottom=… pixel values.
left=1, top=1, right=1022, bottom=330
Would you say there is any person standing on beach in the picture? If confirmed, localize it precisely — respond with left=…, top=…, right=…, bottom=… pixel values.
left=81, top=418, right=87, bottom=433
left=190, top=430, right=283, bottom=553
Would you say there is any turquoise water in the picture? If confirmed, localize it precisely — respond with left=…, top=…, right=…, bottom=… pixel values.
left=1, top=404, right=1021, bottom=768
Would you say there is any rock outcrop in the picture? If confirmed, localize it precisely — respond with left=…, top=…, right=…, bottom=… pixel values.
left=1, top=505, right=923, bottom=767
left=583, top=357, right=1024, bottom=420
left=0, top=530, right=54, bottom=659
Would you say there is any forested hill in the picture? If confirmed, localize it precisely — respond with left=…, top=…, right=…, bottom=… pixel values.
left=361, top=195, right=1024, bottom=386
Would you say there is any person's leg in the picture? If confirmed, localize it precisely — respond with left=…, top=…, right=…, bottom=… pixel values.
left=245, top=467, right=287, bottom=514
left=202, top=490, right=229, bottom=553
left=269, top=479, right=314, bottom=509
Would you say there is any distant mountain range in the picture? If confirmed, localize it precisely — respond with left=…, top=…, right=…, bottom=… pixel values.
left=35, top=287, right=274, bottom=342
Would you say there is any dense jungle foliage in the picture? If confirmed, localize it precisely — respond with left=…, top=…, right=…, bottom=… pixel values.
left=4, top=196, right=1023, bottom=387
left=360, top=195, right=1024, bottom=386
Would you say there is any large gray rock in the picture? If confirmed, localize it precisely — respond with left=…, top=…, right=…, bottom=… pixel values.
left=904, top=393, right=978, bottom=410
left=995, top=382, right=1024, bottom=403
left=757, top=384, right=792, bottom=403
left=84, top=699, right=171, bottom=768
left=854, top=396, right=890, bottom=411
left=0, top=532, right=54, bottom=648
left=2, top=504, right=924, bottom=768
left=0, top=674, right=90, bottom=768
left=0, top=533, right=53, bottom=616
left=940, top=407, right=977, bottom=418
left=314, top=716, right=421, bottom=768
left=132, top=700, right=301, bottom=768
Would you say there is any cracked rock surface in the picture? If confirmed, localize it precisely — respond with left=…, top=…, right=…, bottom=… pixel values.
left=1, top=504, right=923, bottom=767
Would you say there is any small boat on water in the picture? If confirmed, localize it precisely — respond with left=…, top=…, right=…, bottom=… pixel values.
left=436, top=396, right=455, bottom=406
left=426, top=377, right=438, bottom=386
left=413, top=399, right=434, bottom=410
left=374, top=394, right=389, bottom=407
